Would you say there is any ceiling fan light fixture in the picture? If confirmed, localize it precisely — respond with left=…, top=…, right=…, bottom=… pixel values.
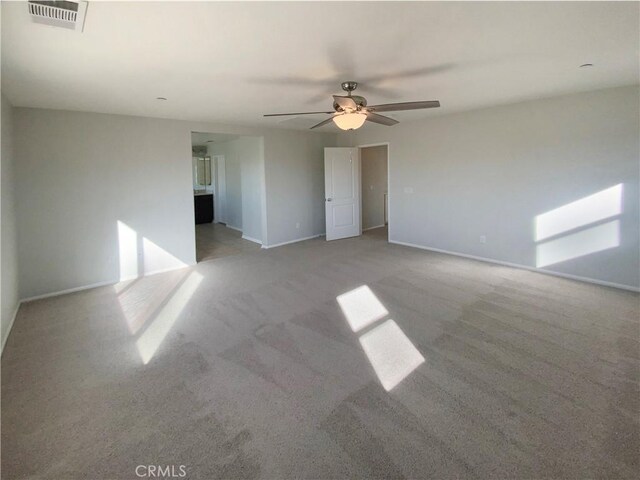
left=263, top=82, right=440, bottom=130
left=333, top=112, right=367, bottom=130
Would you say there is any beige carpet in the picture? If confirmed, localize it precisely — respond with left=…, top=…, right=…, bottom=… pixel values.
left=196, top=223, right=261, bottom=262
left=2, top=227, right=638, bottom=479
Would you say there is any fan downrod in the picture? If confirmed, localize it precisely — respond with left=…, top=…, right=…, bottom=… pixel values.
left=341, top=81, right=358, bottom=95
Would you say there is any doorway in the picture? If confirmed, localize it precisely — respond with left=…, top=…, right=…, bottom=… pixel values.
left=360, top=144, right=389, bottom=241
left=323, top=144, right=389, bottom=242
left=190, top=132, right=263, bottom=262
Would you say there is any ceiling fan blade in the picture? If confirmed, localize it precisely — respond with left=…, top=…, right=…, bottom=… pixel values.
left=354, top=84, right=400, bottom=99
left=310, top=117, right=335, bottom=129
left=249, top=76, right=330, bottom=87
left=333, top=95, right=357, bottom=110
left=368, top=101, right=440, bottom=112
left=366, top=112, right=399, bottom=126
left=363, top=64, right=454, bottom=84
left=264, top=111, right=334, bottom=117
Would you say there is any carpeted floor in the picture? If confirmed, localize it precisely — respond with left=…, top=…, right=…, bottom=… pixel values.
left=195, top=223, right=261, bottom=262
left=2, top=227, right=638, bottom=479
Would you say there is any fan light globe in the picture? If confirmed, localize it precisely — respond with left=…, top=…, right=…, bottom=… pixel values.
left=333, top=113, right=367, bottom=130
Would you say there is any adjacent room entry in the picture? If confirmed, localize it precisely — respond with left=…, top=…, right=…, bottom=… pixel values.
left=360, top=144, right=389, bottom=239
left=190, top=131, right=262, bottom=262
left=324, top=145, right=389, bottom=241
left=324, top=147, right=361, bottom=240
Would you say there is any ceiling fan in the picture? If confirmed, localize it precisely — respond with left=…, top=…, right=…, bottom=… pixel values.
left=264, top=81, right=440, bottom=130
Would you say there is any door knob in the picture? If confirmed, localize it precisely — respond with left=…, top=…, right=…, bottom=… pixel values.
left=326, top=198, right=332, bottom=202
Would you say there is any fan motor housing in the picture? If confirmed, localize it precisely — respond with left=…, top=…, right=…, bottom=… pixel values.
left=334, top=95, right=367, bottom=112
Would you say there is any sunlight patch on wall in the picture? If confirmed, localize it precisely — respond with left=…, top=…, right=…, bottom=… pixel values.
left=359, top=319, right=425, bottom=391
left=536, top=220, right=620, bottom=268
left=136, top=271, right=204, bottom=364
left=118, top=221, right=139, bottom=281
left=337, top=285, right=389, bottom=332
left=535, top=184, right=622, bottom=241
left=143, top=237, right=187, bottom=274
left=533, top=184, right=624, bottom=268
left=117, top=221, right=187, bottom=282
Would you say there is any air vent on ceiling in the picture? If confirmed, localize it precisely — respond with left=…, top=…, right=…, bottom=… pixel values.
left=28, top=1, right=88, bottom=32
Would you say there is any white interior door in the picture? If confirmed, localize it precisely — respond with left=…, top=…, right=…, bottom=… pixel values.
left=325, top=147, right=361, bottom=241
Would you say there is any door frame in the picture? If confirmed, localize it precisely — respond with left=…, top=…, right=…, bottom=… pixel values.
left=357, top=142, right=390, bottom=241
left=324, top=147, right=362, bottom=241
left=212, top=154, right=225, bottom=224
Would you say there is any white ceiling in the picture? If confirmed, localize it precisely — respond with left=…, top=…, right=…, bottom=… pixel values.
left=2, top=1, right=638, bottom=131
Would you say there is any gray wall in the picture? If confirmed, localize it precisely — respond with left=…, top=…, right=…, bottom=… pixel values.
left=208, top=139, right=243, bottom=231
left=11, top=107, right=337, bottom=298
left=1, top=93, right=19, bottom=351
left=14, top=109, right=198, bottom=298
left=209, top=136, right=264, bottom=242
left=339, top=86, right=640, bottom=290
left=361, top=145, right=388, bottom=230
left=263, top=130, right=337, bottom=246
left=238, top=137, right=265, bottom=243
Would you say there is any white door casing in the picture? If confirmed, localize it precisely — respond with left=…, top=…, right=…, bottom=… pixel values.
left=214, top=155, right=226, bottom=224
left=325, top=147, right=361, bottom=241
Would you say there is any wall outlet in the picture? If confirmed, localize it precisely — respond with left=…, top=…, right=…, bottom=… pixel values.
left=479, top=235, right=487, bottom=244
left=296, top=222, right=300, bottom=229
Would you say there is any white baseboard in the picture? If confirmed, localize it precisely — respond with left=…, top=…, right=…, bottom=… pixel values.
left=21, top=279, right=118, bottom=303
left=20, top=264, right=193, bottom=303
left=389, top=239, right=640, bottom=293
left=242, top=235, right=262, bottom=245
left=226, top=224, right=242, bottom=232
left=1, top=302, right=21, bottom=355
left=117, top=265, right=192, bottom=283
left=363, top=224, right=386, bottom=231
left=262, top=234, right=324, bottom=250
left=5, top=264, right=193, bottom=353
